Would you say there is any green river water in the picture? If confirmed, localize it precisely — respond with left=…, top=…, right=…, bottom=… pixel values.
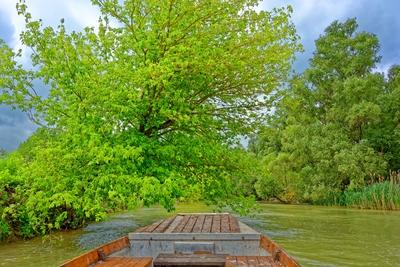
left=0, top=203, right=399, bottom=267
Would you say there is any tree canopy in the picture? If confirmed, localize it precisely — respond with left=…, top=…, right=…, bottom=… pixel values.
left=0, top=0, right=299, bottom=239
left=250, top=18, right=400, bottom=204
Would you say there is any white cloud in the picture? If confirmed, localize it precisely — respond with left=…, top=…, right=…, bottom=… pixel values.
left=65, top=0, right=100, bottom=29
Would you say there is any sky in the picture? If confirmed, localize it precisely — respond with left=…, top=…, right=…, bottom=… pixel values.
left=0, top=0, right=399, bottom=151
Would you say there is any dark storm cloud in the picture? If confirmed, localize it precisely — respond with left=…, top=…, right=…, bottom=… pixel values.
left=353, top=0, right=400, bottom=71
left=261, top=0, right=400, bottom=73
left=0, top=9, right=32, bottom=151
left=0, top=1, right=92, bottom=151
left=0, top=106, right=37, bottom=151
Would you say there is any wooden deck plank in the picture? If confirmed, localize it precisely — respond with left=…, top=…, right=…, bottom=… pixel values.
left=164, top=215, right=184, bottom=233
left=225, top=256, right=238, bottom=267
left=154, top=254, right=226, bottom=266
left=172, top=215, right=190, bottom=233
left=221, top=214, right=230, bottom=232
left=236, top=256, right=248, bottom=267
left=134, top=258, right=153, bottom=267
left=142, top=219, right=164, bottom=233
left=201, top=215, right=213, bottom=232
left=211, top=214, right=221, bottom=233
left=182, top=215, right=198, bottom=232
left=228, top=215, right=240, bottom=233
left=94, top=257, right=152, bottom=267
left=246, top=256, right=260, bottom=267
left=153, top=216, right=176, bottom=233
left=257, top=257, right=274, bottom=267
left=192, top=214, right=205, bottom=232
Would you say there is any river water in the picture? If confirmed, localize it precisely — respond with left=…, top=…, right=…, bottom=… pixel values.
left=0, top=203, right=399, bottom=267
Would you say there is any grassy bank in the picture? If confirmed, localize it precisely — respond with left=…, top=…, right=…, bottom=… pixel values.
left=316, top=174, right=400, bottom=210
left=338, top=180, right=400, bottom=210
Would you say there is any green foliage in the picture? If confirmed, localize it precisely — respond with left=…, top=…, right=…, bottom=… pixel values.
left=251, top=18, right=400, bottom=208
left=321, top=173, right=400, bottom=210
left=0, top=0, right=299, bottom=238
left=339, top=180, right=400, bottom=210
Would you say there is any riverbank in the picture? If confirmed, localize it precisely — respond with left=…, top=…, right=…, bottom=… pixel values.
left=313, top=180, right=400, bottom=210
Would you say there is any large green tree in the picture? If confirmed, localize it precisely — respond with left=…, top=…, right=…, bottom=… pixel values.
left=251, top=19, right=397, bottom=203
left=0, top=0, right=299, bottom=238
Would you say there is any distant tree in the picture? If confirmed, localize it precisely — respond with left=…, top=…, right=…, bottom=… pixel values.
left=252, top=18, right=392, bottom=203
left=0, top=148, right=7, bottom=158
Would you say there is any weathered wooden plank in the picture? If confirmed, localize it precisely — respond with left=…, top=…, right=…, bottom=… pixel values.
left=164, top=215, right=184, bottom=233
left=221, top=214, right=230, bottom=232
left=236, top=256, right=248, bottom=267
left=260, top=235, right=300, bottom=267
left=60, top=236, right=130, bottom=267
left=154, top=253, right=226, bottom=266
left=192, top=214, right=205, bottom=232
left=225, top=256, right=238, bottom=267
left=211, top=214, right=221, bottom=233
left=99, top=236, right=130, bottom=256
left=182, top=215, right=198, bottom=232
left=95, top=258, right=137, bottom=267
left=134, top=258, right=153, bottom=267
left=229, top=215, right=240, bottom=233
left=246, top=256, right=260, bottom=267
left=142, top=219, right=164, bottom=233
left=153, top=216, right=176, bottom=233
left=257, top=257, right=274, bottom=267
left=201, top=215, right=213, bottom=232
left=60, top=250, right=99, bottom=267
left=94, top=257, right=152, bottom=267
left=172, top=215, right=190, bottom=233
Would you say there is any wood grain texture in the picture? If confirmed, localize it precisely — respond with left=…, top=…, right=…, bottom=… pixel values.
left=93, top=257, right=152, bottom=267
left=229, top=215, right=240, bottom=233
left=224, top=256, right=285, bottom=267
left=225, top=256, right=238, bottom=267
left=60, top=236, right=130, bottom=267
left=221, top=214, right=230, bottom=232
left=154, top=253, right=226, bottom=266
left=182, top=215, right=198, bottom=233
left=153, top=216, right=176, bottom=233
left=211, top=214, right=221, bottom=233
left=172, top=215, right=191, bottom=233
left=192, top=214, right=206, bottom=232
left=260, top=235, right=300, bottom=267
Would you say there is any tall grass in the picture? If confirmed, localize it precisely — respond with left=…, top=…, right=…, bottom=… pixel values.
left=339, top=172, right=400, bottom=210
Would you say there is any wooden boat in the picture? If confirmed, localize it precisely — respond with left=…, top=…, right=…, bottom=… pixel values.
left=60, top=213, right=300, bottom=267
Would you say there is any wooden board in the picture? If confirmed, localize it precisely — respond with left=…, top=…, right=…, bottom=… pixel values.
left=182, top=215, right=198, bottom=233
left=211, top=214, right=221, bottom=233
left=225, top=256, right=284, bottom=267
left=154, top=253, right=226, bottom=266
left=136, top=214, right=242, bottom=234
left=260, top=236, right=300, bottom=267
left=60, top=236, right=130, bottom=267
left=192, top=214, right=205, bottom=232
left=94, top=257, right=152, bottom=267
left=229, top=215, right=240, bottom=233
left=202, top=215, right=213, bottom=233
